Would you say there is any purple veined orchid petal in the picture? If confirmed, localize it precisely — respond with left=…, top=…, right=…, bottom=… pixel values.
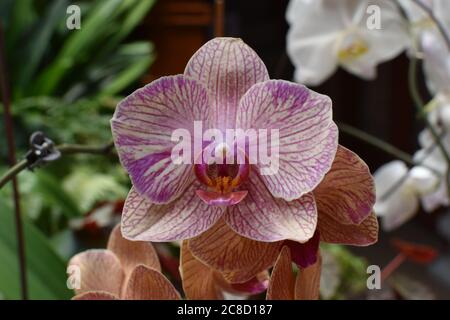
left=196, top=190, right=248, bottom=206
left=184, top=37, right=269, bottom=131
left=111, top=74, right=213, bottom=204
left=224, top=172, right=318, bottom=242
left=236, top=79, right=338, bottom=201
left=121, top=183, right=225, bottom=242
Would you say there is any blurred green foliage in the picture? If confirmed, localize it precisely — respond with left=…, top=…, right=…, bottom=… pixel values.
left=0, top=0, right=156, bottom=299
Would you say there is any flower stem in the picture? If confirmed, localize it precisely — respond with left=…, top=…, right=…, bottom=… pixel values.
left=0, top=141, right=114, bottom=190
left=0, top=21, right=27, bottom=300
left=410, top=0, right=450, bottom=51
left=381, top=253, right=407, bottom=282
left=214, top=0, right=225, bottom=37
left=337, top=122, right=415, bottom=165
left=408, top=57, right=450, bottom=199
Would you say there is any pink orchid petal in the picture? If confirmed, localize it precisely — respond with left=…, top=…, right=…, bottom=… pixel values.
left=72, top=291, right=119, bottom=300
left=68, top=249, right=124, bottom=297
left=266, top=246, right=295, bottom=300
left=188, top=218, right=283, bottom=283
left=319, top=211, right=379, bottom=246
left=121, top=184, right=224, bottom=242
left=185, top=37, right=269, bottom=131
left=236, top=80, right=338, bottom=201
left=107, top=224, right=161, bottom=277
left=196, top=190, right=248, bottom=206
left=111, top=75, right=212, bottom=204
left=224, top=173, right=318, bottom=242
left=124, top=265, right=181, bottom=300
left=314, top=145, right=375, bottom=225
left=286, top=230, right=320, bottom=268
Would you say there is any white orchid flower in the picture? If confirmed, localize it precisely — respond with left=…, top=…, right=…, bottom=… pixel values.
left=398, top=0, right=450, bottom=41
left=374, top=160, right=438, bottom=231
left=286, top=0, right=408, bottom=86
left=413, top=129, right=450, bottom=212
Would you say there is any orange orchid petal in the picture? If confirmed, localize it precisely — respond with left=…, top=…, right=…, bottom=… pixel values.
left=180, top=241, right=223, bottom=300
left=314, top=145, right=375, bottom=225
left=72, top=291, right=119, bottom=300
left=107, top=224, right=161, bottom=276
left=68, top=249, right=125, bottom=297
left=319, top=211, right=379, bottom=246
left=124, top=265, right=181, bottom=300
left=295, top=252, right=322, bottom=300
left=266, top=246, right=295, bottom=300
left=392, top=239, right=438, bottom=264
left=188, top=218, right=283, bottom=283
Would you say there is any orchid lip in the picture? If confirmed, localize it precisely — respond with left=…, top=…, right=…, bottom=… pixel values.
left=196, top=190, right=248, bottom=206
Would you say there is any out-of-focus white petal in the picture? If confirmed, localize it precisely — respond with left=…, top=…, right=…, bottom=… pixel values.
left=286, top=0, right=343, bottom=85
left=286, top=0, right=407, bottom=85
left=409, top=166, right=440, bottom=195
left=421, top=31, right=450, bottom=95
left=341, top=0, right=408, bottom=79
left=421, top=179, right=449, bottom=212
left=373, top=161, right=419, bottom=231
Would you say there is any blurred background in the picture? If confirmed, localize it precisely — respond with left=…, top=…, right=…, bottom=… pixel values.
left=0, top=0, right=449, bottom=299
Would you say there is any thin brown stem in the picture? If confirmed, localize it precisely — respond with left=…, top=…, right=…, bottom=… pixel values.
left=214, top=0, right=225, bottom=37
left=0, top=141, right=115, bottom=190
left=0, top=20, right=27, bottom=300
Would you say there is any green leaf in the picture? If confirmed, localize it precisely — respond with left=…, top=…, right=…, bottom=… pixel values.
left=99, top=0, right=156, bottom=56
left=0, top=200, right=72, bottom=299
left=99, top=42, right=154, bottom=96
left=33, top=171, right=83, bottom=218
left=17, top=0, right=69, bottom=96
left=32, top=0, right=125, bottom=95
left=4, top=0, right=37, bottom=53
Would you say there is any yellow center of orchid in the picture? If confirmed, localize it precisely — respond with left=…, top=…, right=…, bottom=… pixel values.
left=212, top=175, right=242, bottom=194
left=337, top=38, right=369, bottom=62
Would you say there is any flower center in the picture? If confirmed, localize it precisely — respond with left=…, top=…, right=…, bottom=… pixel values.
left=193, top=146, right=250, bottom=206
left=337, top=33, right=369, bottom=62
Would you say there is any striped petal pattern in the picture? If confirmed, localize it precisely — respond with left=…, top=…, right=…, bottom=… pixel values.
left=266, top=246, right=295, bottom=300
left=121, top=185, right=224, bottom=242
left=111, top=75, right=212, bottom=204
left=236, top=80, right=338, bottom=201
left=318, top=211, right=379, bottom=246
left=225, top=173, right=318, bottom=242
left=188, top=218, right=283, bottom=283
left=68, top=250, right=124, bottom=297
left=185, top=37, right=269, bottom=131
left=314, top=145, right=375, bottom=225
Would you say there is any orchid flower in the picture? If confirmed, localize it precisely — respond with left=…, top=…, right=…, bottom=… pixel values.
left=185, top=146, right=377, bottom=290
left=286, top=0, right=408, bottom=86
left=111, top=37, right=339, bottom=244
left=412, top=129, right=450, bottom=212
left=373, top=160, right=438, bottom=231
left=68, top=225, right=180, bottom=300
